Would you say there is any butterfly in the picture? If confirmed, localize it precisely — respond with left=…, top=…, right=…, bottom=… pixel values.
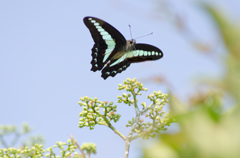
left=83, top=16, right=163, bottom=79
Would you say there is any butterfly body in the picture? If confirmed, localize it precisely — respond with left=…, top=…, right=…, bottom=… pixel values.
left=83, top=16, right=163, bottom=79
left=110, top=39, right=135, bottom=60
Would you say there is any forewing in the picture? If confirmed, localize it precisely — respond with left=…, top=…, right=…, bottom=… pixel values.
left=83, top=17, right=127, bottom=71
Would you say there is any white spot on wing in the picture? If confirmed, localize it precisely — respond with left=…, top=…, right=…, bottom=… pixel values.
left=110, top=59, right=120, bottom=67
left=106, top=40, right=115, bottom=46
left=107, top=45, right=115, bottom=50
left=126, top=51, right=134, bottom=58
left=105, top=48, right=113, bottom=53
left=100, top=31, right=108, bottom=35
left=98, top=28, right=105, bottom=32
left=103, top=35, right=112, bottom=40
left=109, top=54, right=126, bottom=67
left=134, top=50, right=139, bottom=56
left=103, top=46, right=115, bottom=62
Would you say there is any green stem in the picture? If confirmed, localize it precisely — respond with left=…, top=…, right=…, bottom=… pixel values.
left=140, top=103, right=156, bottom=115
left=124, top=122, right=136, bottom=158
left=124, top=89, right=141, bottom=158
left=124, top=135, right=131, bottom=158
left=101, top=114, right=126, bottom=140
left=132, top=90, right=140, bottom=117
left=130, top=126, right=154, bottom=141
left=90, top=105, right=126, bottom=140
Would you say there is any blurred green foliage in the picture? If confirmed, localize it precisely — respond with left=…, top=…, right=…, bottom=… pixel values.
left=81, top=143, right=97, bottom=157
left=0, top=124, right=96, bottom=158
left=0, top=140, right=83, bottom=158
left=143, top=5, right=240, bottom=158
left=0, top=124, right=44, bottom=148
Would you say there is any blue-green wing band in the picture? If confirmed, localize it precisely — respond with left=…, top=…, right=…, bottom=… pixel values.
left=127, top=44, right=163, bottom=63
left=107, top=43, right=163, bottom=68
left=83, top=17, right=127, bottom=72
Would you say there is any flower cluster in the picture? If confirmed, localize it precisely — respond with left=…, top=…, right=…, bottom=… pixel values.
left=136, top=91, right=171, bottom=139
left=0, top=139, right=85, bottom=158
left=78, top=78, right=173, bottom=140
left=118, top=79, right=172, bottom=139
left=78, top=97, right=121, bottom=130
left=45, top=140, right=80, bottom=158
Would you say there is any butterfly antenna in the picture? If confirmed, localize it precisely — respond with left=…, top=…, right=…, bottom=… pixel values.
left=129, top=25, right=137, bottom=50
left=129, top=25, right=133, bottom=40
left=135, top=32, right=153, bottom=40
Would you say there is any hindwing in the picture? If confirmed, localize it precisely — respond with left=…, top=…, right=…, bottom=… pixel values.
left=100, top=44, right=163, bottom=79
left=101, top=60, right=131, bottom=79
left=128, top=44, right=163, bottom=62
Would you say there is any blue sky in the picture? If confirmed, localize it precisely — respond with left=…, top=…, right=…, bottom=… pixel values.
left=0, top=0, right=239, bottom=157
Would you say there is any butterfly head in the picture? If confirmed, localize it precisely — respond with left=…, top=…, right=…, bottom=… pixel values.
left=129, top=39, right=136, bottom=45
left=126, top=39, right=136, bottom=50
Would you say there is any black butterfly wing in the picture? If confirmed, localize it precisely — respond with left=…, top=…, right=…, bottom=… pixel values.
left=101, top=60, right=131, bottom=79
left=83, top=17, right=126, bottom=72
left=128, top=44, right=163, bottom=62
left=101, top=44, right=163, bottom=79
